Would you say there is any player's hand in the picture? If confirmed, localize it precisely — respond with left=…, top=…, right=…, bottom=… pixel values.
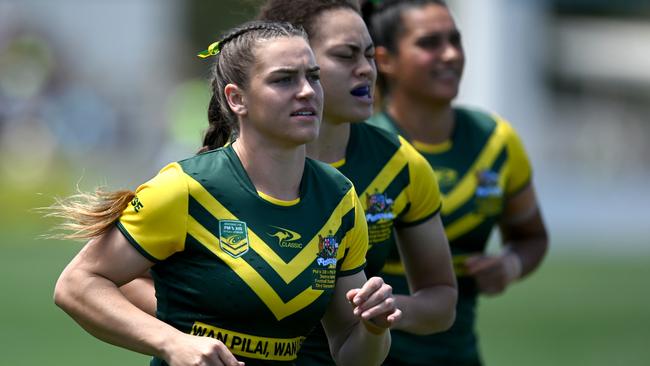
left=346, top=276, right=402, bottom=332
left=465, top=252, right=521, bottom=296
left=165, top=333, right=245, bottom=366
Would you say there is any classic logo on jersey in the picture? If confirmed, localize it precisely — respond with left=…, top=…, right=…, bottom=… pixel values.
left=316, top=232, right=339, bottom=267
left=267, top=226, right=303, bottom=249
left=365, top=191, right=395, bottom=223
left=474, top=170, right=503, bottom=216
left=218, top=220, right=250, bottom=258
left=433, top=167, right=458, bottom=192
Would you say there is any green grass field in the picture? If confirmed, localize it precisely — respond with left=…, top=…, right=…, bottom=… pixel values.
left=2, top=185, right=649, bottom=365
left=477, top=251, right=650, bottom=366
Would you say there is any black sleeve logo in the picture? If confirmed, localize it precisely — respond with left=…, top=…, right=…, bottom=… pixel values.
left=131, top=197, right=144, bottom=213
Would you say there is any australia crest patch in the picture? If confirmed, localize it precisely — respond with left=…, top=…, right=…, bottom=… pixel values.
left=312, top=232, right=339, bottom=290
left=316, top=232, right=339, bottom=267
left=219, top=220, right=250, bottom=258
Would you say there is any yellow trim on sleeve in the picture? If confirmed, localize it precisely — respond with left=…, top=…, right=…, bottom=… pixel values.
left=339, top=190, right=369, bottom=272
left=494, top=114, right=532, bottom=195
left=118, top=162, right=188, bottom=260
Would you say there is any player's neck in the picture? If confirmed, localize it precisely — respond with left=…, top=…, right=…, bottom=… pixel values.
left=306, top=119, right=350, bottom=165
left=387, top=92, right=455, bottom=144
left=232, top=137, right=305, bottom=201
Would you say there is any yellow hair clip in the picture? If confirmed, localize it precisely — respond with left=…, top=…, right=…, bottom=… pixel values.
left=197, top=41, right=221, bottom=59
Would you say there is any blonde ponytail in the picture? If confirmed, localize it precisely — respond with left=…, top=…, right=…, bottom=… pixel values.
left=44, top=188, right=135, bottom=240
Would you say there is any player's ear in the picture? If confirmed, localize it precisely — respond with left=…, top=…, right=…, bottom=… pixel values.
left=375, top=46, right=396, bottom=77
left=225, top=83, right=247, bottom=116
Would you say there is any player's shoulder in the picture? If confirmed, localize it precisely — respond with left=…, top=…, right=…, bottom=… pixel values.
left=305, top=157, right=354, bottom=193
left=176, top=146, right=229, bottom=174
left=366, top=112, right=401, bottom=136
left=455, top=105, right=517, bottom=139
left=354, top=121, right=402, bottom=148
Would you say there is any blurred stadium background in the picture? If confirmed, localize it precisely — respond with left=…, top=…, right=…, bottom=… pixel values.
left=1, top=0, right=648, bottom=365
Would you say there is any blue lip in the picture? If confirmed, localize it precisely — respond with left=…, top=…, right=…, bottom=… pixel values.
left=351, top=86, right=370, bottom=97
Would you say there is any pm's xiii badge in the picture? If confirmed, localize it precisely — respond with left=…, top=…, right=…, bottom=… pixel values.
left=218, top=220, right=250, bottom=258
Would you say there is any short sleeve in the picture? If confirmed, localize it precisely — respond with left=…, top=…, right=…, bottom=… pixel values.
left=499, top=118, right=532, bottom=196
left=117, top=162, right=188, bottom=262
left=337, top=188, right=368, bottom=276
left=397, top=136, right=442, bottom=226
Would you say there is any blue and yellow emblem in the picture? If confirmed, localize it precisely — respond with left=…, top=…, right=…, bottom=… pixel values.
left=312, top=232, right=339, bottom=290
left=365, top=191, right=395, bottom=223
left=474, top=170, right=503, bottom=216
left=218, top=220, right=250, bottom=258
left=316, top=233, right=339, bottom=267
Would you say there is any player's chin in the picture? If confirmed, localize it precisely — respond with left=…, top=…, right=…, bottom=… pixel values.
left=429, top=85, right=459, bottom=102
left=343, top=105, right=374, bottom=123
left=289, top=126, right=320, bottom=145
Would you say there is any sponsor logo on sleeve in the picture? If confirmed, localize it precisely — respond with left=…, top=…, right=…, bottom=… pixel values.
left=130, top=196, right=144, bottom=213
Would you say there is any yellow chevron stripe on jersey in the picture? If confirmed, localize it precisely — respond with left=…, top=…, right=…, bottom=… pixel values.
left=445, top=213, right=483, bottom=241
left=390, top=189, right=409, bottom=219
left=188, top=216, right=323, bottom=321
left=186, top=173, right=356, bottom=284
left=442, top=119, right=509, bottom=215
left=359, top=137, right=409, bottom=202
left=445, top=163, right=509, bottom=240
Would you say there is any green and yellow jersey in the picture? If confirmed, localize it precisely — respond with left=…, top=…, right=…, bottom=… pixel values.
left=117, top=145, right=368, bottom=366
left=297, top=122, right=442, bottom=366
left=369, top=107, right=532, bottom=365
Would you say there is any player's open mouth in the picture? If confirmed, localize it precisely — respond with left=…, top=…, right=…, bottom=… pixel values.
left=350, top=85, right=371, bottom=98
left=290, top=108, right=317, bottom=116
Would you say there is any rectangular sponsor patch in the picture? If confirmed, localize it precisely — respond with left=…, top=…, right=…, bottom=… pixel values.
left=190, top=321, right=305, bottom=361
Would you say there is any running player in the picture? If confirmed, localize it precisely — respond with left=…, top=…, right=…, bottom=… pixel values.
left=257, top=1, right=457, bottom=365
left=50, top=21, right=400, bottom=366
left=364, top=1, right=549, bottom=364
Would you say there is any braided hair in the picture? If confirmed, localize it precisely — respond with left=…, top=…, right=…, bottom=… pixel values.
left=202, top=21, right=308, bottom=151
